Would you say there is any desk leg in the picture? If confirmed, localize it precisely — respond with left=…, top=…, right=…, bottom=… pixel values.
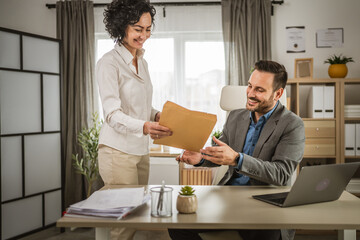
left=95, top=227, right=111, bottom=240
left=338, top=229, right=356, bottom=240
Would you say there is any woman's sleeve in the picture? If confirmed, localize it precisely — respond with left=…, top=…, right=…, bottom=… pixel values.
left=96, top=57, right=145, bottom=137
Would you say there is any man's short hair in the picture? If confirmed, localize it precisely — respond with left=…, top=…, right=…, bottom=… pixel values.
left=254, top=60, right=288, bottom=91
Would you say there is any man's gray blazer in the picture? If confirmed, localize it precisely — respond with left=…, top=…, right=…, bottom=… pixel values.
left=199, top=102, right=305, bottom=240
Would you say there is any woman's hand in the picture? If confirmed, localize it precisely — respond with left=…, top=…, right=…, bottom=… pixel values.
left=155, top=112, right=161, bottom=122
left=143, top=121, right=172, bottom=139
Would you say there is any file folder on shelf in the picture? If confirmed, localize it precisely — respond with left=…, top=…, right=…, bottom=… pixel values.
left=356, top=124, right=360, bottom=156
left=323, top=86, right=334, bottom=118
left=308, top=86, right=324, bottom=118
left=307, top=86, right=334, bottom=118
left=345, top=124, right=356, bottom=156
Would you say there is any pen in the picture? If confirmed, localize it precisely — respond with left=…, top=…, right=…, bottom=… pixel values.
left=157, top=180, right=165, bottom=215
left=180, top=150, right=185, bottom=159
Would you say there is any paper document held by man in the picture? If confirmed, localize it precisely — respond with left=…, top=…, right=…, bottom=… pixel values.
left=154, top=101, right=217, bottom=152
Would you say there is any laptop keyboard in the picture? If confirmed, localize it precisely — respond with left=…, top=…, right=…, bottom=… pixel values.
left=269, top=191, right=289, bottom=199
left=255, top=191, right=289, bottom=205
left=270, top=197, right=286, bottom=204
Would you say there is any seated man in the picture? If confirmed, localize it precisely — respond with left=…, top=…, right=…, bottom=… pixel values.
left=169, top=60, right=305, bottom=240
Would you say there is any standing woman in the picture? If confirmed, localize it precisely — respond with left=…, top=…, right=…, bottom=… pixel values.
left=96, top=0, right=172, bottom=238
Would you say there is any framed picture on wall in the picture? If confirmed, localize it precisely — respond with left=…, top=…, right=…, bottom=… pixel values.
left=316, top=28, right=344, bottom=48
left=294, top=58, right=313, bottom=78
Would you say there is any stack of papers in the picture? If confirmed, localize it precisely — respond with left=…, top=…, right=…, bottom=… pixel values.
left=345, top=105, right=360, bottom=118
left=65, top=187, right=149, bottom=220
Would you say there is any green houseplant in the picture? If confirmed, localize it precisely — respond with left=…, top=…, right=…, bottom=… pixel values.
left=179, top=185, right=196, bottom=196
left=324, top=54, right=354, bottom=78
left=176, top=186, right=198, bottom=214
left=211, top=130, right=222, bottom=146
left=72, top=112, right=102, bottom=197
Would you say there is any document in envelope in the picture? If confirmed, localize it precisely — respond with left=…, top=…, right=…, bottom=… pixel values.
left=154, top=101, right=217, bottom=152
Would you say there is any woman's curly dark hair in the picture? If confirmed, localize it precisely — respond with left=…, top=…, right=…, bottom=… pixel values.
left=104, top=0, right=156, bottom=43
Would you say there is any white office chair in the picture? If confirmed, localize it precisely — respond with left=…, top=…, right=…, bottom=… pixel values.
left=220, top=85, right=287, bottom=111
left=212, top=85, right=291, bottom=185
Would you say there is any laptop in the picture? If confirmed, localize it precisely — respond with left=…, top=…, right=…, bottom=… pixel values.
left=252, top=162, right=360, bottom=207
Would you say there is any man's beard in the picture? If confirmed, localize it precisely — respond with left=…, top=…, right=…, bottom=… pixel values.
left=246, top=93, right=275, bottom=115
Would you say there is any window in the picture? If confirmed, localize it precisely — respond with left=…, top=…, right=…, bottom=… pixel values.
left=143, top=37, right=176, bottom=109
left=184, top=40, right=225, bottom=130
left=96, top=32, right=226, bottom=133
left=145, top=32, right=226, bottom=131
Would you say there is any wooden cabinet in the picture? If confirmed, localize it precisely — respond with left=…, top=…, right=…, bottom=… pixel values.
left=288, top=78, right=360, bottom=195
left=287, top=78, right=360, bottom=167
left=304, top=120, right=335, bottom=138
left=304, top=138, right=335, bottom=157
left=303, top=120, right=336, bottom=157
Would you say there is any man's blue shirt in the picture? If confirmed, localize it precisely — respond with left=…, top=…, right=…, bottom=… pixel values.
left=226, top=101, right=279, bottom=185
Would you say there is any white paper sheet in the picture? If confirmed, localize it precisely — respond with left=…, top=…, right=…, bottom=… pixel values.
left=73, top=187, right=144, bottom=210
left=66, top=194, right=150, bottom=219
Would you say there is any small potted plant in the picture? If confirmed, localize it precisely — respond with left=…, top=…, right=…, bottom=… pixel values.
left=72, top=112, right=102, bottom=197
left=324, top=54, right=354, bottom=78
left=176, top=185, right=198, bottom=214
left=211, top=130, right=222, bottom=146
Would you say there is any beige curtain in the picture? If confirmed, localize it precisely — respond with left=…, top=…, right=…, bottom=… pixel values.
left=222, top=0, right=271, bottom=85
left=56, top=0, right=97, bottom=207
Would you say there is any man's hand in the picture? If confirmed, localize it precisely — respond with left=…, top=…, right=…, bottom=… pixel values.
left=176, top=150, right=202, bottom=165
left=200, top=137, right=239, bottom=166
left=143, top=121, right=172, bottom=140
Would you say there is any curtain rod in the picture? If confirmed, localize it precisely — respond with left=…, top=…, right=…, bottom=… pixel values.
left=46, top=1, right=222, bottom=9
left=46, top=1, right=283, bottom=15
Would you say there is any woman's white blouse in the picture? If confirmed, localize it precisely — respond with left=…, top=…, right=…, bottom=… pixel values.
left=96, top=44, right=158, bottom=155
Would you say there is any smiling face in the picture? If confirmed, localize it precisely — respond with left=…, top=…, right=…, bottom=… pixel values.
left=246, top=69, right=283, bottom=121
left=122, top=12, right=152, bottom=56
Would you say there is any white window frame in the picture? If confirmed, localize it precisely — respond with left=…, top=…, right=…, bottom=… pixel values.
left=149, top=32, right=224, bottom=107
left=95, top=31, right=226, bottom=130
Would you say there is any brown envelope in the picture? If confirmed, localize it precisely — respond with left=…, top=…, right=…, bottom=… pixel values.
left=154, top=101, right=217, bottom=152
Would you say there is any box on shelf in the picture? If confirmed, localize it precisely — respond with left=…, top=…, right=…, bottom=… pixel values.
left=344, top=105, right=360, bottom=118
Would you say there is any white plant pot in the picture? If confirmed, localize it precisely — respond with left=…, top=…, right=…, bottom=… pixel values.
left=176, top=195, right=198, bottom=214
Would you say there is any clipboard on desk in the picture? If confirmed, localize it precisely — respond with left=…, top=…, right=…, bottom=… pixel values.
left=154, top=101, right=217, bottom=152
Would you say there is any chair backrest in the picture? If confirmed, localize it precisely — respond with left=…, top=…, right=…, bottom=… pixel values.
left=220, top=85, right=287, bottom=113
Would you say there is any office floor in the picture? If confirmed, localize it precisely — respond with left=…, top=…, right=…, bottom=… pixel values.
left=18, top=227, right=360, bottom=240
left=18, top=227, right=170, bottom=240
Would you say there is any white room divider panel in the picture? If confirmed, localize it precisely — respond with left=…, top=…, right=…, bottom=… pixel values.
left=0, top=137, right=22, bottom=202
left=24, top=134, right=61, bottom=195
left=0, top=71, right=42, bottom=134
left=2, top=196, right=43, bottom=240
left=43, top=75, right=61, bottom=132
left=22, top=36, right=60, bottom=74
left=0, top=31, right=20, bottom=69
left=0, top=27, right=62, bottom=240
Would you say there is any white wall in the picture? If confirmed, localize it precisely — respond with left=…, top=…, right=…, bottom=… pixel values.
left=0, top=0, right=58, bottom=38
left=1, top=0, right=360, bottom=77
left=0, top=0, right=218, bottom=38
left=271, top=0, right=360, bottom=79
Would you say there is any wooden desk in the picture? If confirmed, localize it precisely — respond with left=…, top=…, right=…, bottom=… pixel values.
left=57, top=185, right=360, bottom=240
